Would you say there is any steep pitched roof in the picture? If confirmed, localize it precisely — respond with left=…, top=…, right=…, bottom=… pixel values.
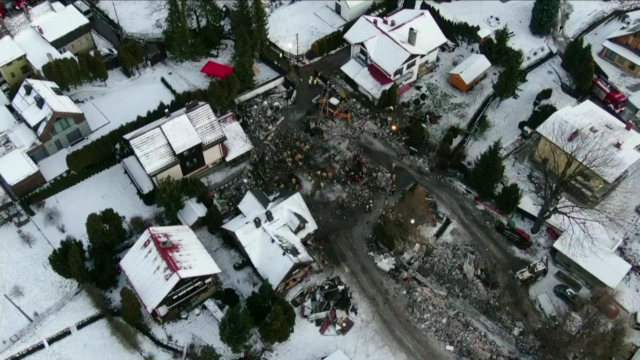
left=11, top=79, right=82, bottom=128
left=449, top=54, right=491, bottom=84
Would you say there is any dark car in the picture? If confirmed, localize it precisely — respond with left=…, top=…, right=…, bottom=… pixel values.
left=553, top=284, right=584, bottom=310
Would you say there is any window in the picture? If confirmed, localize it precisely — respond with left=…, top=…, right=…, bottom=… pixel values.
left=186, top=158, right=198, bottom=168
left=629, top=63, right=637, bottom=72
left=605, top=49, right=617, bottom=61
left=394, top=67, right=403, bottom=78
left=405, top=60, right=416, bottom=70
left=183, top=148, right=195, bottom=156
left=617, top=55, right=627, bottom=65
left=10, top=72, right=15, bottom=78
left=20, top=65, right=30, bottom=75
left=359, top=47, right=368, bottom=58
left=51, top=118, right=75, bottom=135
left=58, top=48, right=65, bottom=55
left=628, top=36, right=634, bottom=45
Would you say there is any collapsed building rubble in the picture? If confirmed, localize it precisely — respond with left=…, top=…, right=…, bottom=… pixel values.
left=291, top=277, right=356, bottom=336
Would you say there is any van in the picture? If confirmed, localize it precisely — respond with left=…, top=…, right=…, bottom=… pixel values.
left=73, top=1, right=93, bottom=19
left=536, top=293, right=557, bottom=319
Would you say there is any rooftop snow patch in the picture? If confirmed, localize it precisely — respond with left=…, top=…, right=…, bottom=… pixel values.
left=120, top=226, right=221, bottom=314
left=13, top=28, right=74, bottom=71
left=124, top=103, right=226, bottom=175
left=220, top=116, right=253, bottom=162
left=12, top=79, right=82, bottom=128
left=536, top=100, right=640, bottom=183
left=449, top=54, right=491, bottom=84
left=122, top=155, right=154, bottom=195
left=553, top=221, right=630, bottom=288
left=344, top=9, right=448, bottom=74
left=31, top=5, right=89, bottom=43
left=222, top=191, right=317, bottom=288
left=602, top=40, right=640, bottom=67
left=0, top=123, right=40, bottom=186
left=341, top=59, right=393, bottom=99
left=0, top=36, right=25, bottom=67
left=325, top=350, right=351, bottom=360
left=178, top=198, right=208, bottom=227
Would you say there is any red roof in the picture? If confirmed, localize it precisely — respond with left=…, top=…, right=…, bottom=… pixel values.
left=367, top=64, right=394, bottom=86
left=201, top=61, right=234, bottom=79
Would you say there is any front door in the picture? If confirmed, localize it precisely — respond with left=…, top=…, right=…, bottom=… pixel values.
left=335, top=2, right=341, bottom=16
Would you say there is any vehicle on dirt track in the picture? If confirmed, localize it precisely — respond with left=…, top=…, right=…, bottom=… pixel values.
left=496, top=221, right=532, bottom=250
left=515, top=256, right=548, bottom=284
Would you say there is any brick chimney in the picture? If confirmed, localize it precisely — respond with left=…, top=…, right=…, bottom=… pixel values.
left=37, top=26, right=43, bottom=34
left=383, top=18, right=388, bottom=25
left=373, top=19, right=378, bottom=26
left=390, top=19, right=396, bottom=27
left=615, top=140, right=623, bottom=149
left=625, top=122, right=633, bottom=131
left=408, top=28, right=417, bottom=46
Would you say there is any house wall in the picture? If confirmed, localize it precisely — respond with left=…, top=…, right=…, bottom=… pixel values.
left=203, top=144, right=223, bottom=166
left=336, top=1, right=371, bottom=21
left=39, top=112, right=88, bottom=142
left=0, top=56, right=33, bottom=88
left=40, top=119, right=91, bottom=157
left=450, top=74, right=470, bottom=92
left=11, top=170, right=46, bottom=196
left=600, top=47, right=640, bottom=76
left=153, top=164, right=183, bottom=185
left=554, top=252, right=607, bottom=289
left=534, top=137, right=608, bottom=192
left=58, top=32, right=95, bottom=55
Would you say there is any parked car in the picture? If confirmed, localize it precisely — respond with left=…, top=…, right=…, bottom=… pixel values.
left=73, top=1, right=92, bottom=19
left=593, top=294, right=621, bottom=319
left=553, top=284, right=584, bottom=311
left=537, top=293, right=557, bottom=319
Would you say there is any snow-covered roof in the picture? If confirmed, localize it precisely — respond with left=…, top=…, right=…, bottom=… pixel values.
left=222, top=191, right=317, bottom=288
left=553, top=221, right=630, bottom=288
left=341, top=59, right=394, bottom=99
left=0, top=92, right=9, bottom=107
left=607, top=23, right=640, bottom=41
left=0, top=123, right=40, bottom=186
left=0, top=36, right=26, bottom=67
left=344, top=10, right=448, bottom=74
left=221, top=119, right=253, bottom=162
left=13, top=28, right=75, bottom=71
left=449, top=54, right=491, bottom=84
left=12, top=79, right=83, bottom=128
left=325, top=350, right=350, bottom=360
left=536, top=101, right=640, bottom=183
left=344, top=1, right=366, bottom=8
left=602, top=40, right=640, bottom=66
left=178, top=198, right=208, bottom=227
left=31, top=5, right=89, bottom=43
left=477, top=28, right=492, bottom=39
left=161, top=115, right=202, bottom=154
left=517, top=195, right=564, bottom=230
left=124, top=103, right=227, bottom=175
left=120, top=226, right=221, bottom=314
left=122, top=155, right=154, bottom=194
left=0, top=106, right=17, bottom=133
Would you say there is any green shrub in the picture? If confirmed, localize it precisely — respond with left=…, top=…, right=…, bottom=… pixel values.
left=214, top=288, right=240, bottom=308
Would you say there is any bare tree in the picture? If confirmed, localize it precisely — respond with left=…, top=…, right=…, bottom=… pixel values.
left=19, top=231, right=36, bottom=248
left=529, top=119, right=627, bottom=241
left=43, top=207, right=61, bottom=226
left=9, top=285, right=24, bottom=298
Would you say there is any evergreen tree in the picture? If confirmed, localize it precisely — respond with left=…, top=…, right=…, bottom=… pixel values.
left=63, top=58, right=81, bottom=88
left=90, top=255, right=120, bottom=289
left=468, top=140, right=504, bottom=200
left=93, top=51, right=109, bottom=83
left=219, top=305, right=253, bottom=354
left=495, top=183, right=522, bottom=214
left=233, top=29, right=255, bottom=91
left=156, top=177, right=185, bottom=222
left=86, top=208, right=127, bottom=257
left=54, top=60, right=70, bottom=90
left=407, top=120, right=425, bottom=147
left=259, top=297, right=296, bottom=344
left=561, top=38, right=594, bottom=95
left=78, top=53, right=92, bottom=80
left=49, top=237, right=85, bottom=280
left=68, top=242, right=89, bottom=284
left=164, top=0, right=193, bottom=60
left=119, top=49, right=137, bottom=77
left=232, top=0, right=253, bottom=47
left=192, top=345, right=221, bottom=360
left=246, top=282, right=274, bottom=325
left=403, top=0, right=416, bottom=9
left=205, top=205, right=223, bottom=234
left=493, top=56, right=524, bottom=104
left=529, top=0, right=560, bottom=36
left=200, top=0, right=224, bottom=52
left=251, top=0, right=269, bottom=56
left=120, top=287, right=147, bottom=331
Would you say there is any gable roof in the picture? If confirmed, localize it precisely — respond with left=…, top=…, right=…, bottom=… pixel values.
left=11, top=79, right=82, bottom=129
left=222, top=191, right=317, bottom=288
left=449, top=54, right=491, bottom=84
left=219, top=114, right=254, bottom=162
left=324, top=350, right=351, bottom=360
left=124, top=103, right=227, bottom=175
left=536, top=101, right=640, bottom=183
left=343, top=9, right=448, bottom=74
left=13, top=28, right=75, bottom=71
left=607, top=23, right=640, bottom=40
left=120, top=226, right=221, bottom=314
left=31, top=5, right=89, bottom=43
left=602, top=40, right=640, bottom=67
left=0, top=36, right=25, bottom=67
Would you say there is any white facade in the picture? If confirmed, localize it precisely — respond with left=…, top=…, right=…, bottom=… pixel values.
left=334, top=0, right=372, bottom=22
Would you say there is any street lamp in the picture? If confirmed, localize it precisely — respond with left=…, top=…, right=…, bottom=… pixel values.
left=410, top=219, right=415, bottom=224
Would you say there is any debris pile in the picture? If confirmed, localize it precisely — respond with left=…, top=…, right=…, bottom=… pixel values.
left=290, top=277, right=356, bottom=336
left=237, top=96, right=287, bottom=139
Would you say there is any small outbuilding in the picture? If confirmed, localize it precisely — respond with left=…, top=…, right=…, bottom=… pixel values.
left=449, top=54, right=491, bottom=92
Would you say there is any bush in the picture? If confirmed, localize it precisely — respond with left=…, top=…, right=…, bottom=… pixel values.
left=120, top=287, right=148, bottom=331
left=129, top=216, right=152, bottom=236
left=495, top=183, right=522, bottom=214
left=534, top=88, right=553, bottom=105
left=214, top=288, right=240, bottom=308
left=205, top=206, right=223, bottom=234
left=156, top=177, right=185, bottom=222
left=310, top=29, right=345, bottom=58
left=246, top=282, right=273, bottom=325
left=160, top=77, right=177, bottom=96
left=219, top=305, right=253, bottom=354
left=259, top=297, right=296, bottom=344
left=49, top=236, right=86, bottom=280
left=525, top=104, right=557, bottom=129
left=475, top=114, right=491, bottom=136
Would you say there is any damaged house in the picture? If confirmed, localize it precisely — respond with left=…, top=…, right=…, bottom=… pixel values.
left=222, top=189, right=318, bottom=291
left=341, top=9, right=448, bottom=103
left=119, top=226, right=222, bottom=321
left=122, top=102, right=253, bottom=194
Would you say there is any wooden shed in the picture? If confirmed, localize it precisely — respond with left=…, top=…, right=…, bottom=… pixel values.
left=449, top=54, right=491, bottom=92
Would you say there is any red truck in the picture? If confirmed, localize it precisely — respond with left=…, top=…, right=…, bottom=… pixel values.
left=592, top=75, right=628, bottom=113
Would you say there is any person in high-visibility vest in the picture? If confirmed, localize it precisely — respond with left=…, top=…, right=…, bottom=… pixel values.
left=279, top=52, right=283, bottom=58
left=309, top=76, right=314, bottom=85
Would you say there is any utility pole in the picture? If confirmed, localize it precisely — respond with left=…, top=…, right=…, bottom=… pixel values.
left=296, top=33, right=299, bottom=60
left=112, top=2, right=121, bottom=28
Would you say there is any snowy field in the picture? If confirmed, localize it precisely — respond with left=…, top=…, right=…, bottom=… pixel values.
left=98, top=0, right=168, bottom=37
left=401, top=45, right=497, bottom=139
left=563, top=0, right=640, bottom=38
left=466, top=56, right=578, bottom=161
left=426, top=0, right=553, bottom=66
left=268, top=0, right=345, bottom=54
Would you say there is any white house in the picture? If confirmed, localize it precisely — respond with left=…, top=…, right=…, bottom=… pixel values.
left=123, top=103, right=254, bottom=193
left=222, top=189, right=318, bottom=291
left=322, top=350, right=350, bottom=360
left=334, top=1, right=373, bottom=22
left=119, top=226, right=222, bottom=321
left=341, top=9, right=448, bottom=102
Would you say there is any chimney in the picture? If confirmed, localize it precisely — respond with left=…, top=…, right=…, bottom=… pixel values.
left=568, top=130, right=579, bottom=142
left=390, top=19, right=396, bottom=27
left=383, top=18, right=388, bottom=25
left=615, top=140, right=623, bottom=149
left=373, top=19, right=378, bottom=26
left=265, top=210, right=273, bottom=222
left=37, top=26, right=43, bottom=34
left=164, top=109, right=170, bottom=118
left=408, top=28, right=417, bottom=46
left=625, top=122, right=633, bottom=131
left=254, top=217, right=262, bottom=228
left=46, top=53, right=53, bottom=62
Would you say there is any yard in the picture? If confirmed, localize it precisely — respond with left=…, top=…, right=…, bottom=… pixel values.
left=98, top=1, right=168, bottom=38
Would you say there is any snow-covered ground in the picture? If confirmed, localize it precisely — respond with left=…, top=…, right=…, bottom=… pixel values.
left=563, top=0, right=640, bottom=38
left=401, top=45, right=497, bottom=139
left=466, top=56, right=578, bottom=161
left=98, top=0, right=168, bottom=37
left=268, top=0, right=345, bottom=54
left=426, top=0, right=553, bottom=66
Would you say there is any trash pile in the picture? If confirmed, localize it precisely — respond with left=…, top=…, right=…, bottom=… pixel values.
left=237, top=95, right=288, bottom=139
left=290, top=277, right=356, bottom=336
